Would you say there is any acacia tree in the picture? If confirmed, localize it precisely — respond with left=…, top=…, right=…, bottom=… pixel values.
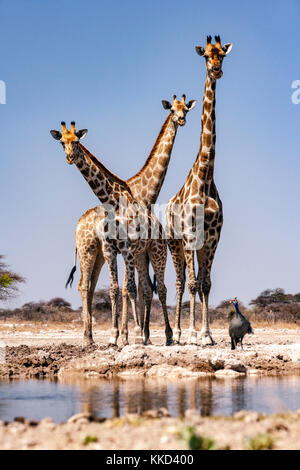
left=250, top=288, right=288, bottom=307
left=0, top=255, right=25, bottom=301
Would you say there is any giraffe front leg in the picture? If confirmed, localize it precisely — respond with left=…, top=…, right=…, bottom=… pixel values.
left=77, top=247, right=100, bottom=346
left=121, top=270, right=129, bottom=346
left=184, top=249, right=198, bottom=345
left=168, top=240, right=185, bottom=344
left=197, top=248, right=215, bottom=346
left=136, top=253, right=153, bottom=346
left=103, top=246, right=120, bottom=346
left=79, top=287, right=94, bottom=345
left=124, top=253, right=143, bottom=345
left=150, top=244, right=173, bottom=346
left=200, top=283, right=215, bottom=346
left=201, top=275, right=216, bottom=346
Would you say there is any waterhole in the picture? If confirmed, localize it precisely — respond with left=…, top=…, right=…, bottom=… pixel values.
left=1, top=374, right=300, bottom=422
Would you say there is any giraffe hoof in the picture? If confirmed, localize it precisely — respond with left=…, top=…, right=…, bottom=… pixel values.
left=134, top=336, right=144, bottom=345
left=84, top=337, right=94, bottom=346
left=173, top=330, right=181, bottom=344
left=166, top=338, right=173, bottom=346
left=201, top=335, right=215, bottom=346
left=108, top=338, right=118, bottom=347
left=187, top=331, right=198, bottom=345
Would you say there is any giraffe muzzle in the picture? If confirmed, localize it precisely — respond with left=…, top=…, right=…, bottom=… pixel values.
left=212, top=69, right=223, bottom=79
left=66, top=155, right=75, bottom=165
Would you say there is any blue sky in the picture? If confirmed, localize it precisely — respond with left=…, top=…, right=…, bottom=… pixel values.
left=0, top=0, right=299, bottom=310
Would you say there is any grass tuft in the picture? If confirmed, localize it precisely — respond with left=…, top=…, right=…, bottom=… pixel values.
left=83, top=435, right=98, bottom=445
left=177, top=425, right=215, bottom=450
left=245, top=433, right=274, bottom=450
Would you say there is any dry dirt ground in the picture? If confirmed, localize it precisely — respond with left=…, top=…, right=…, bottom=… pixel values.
left=1, top=410, right=300, bottom=450
left=0, top=322, right=300, bottom=450
left=1, top=323, right=300, bottom=379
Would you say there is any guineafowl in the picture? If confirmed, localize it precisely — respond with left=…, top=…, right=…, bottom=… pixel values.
left=228, top=297, right=253, bottom=350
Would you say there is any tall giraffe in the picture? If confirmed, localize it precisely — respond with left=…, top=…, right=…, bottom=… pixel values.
left=50, top=122, right=172, bottom=346
left=68, top=95, right=196, bottom=345
left=166, top=36, right=232, bottom=346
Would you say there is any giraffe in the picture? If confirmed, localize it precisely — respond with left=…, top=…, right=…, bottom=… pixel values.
left=50, top=122, right=172, bottom=346
left=166, top=36, right=232, bottom=346
left=67, top=95, right=196, bottom=345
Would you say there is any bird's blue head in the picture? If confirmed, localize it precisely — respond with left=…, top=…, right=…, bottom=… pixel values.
left=231, top=297, right=239, bottom=311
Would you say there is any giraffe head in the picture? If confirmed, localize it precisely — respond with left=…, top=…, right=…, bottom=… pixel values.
left=195, top=36, right=232, bottom=80
left=50, top=121, right=88, bottom=164
left=161, top=94, right=196, bottom=126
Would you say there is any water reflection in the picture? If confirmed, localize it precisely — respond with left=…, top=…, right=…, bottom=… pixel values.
left=0, top=375, right=299, bottom=423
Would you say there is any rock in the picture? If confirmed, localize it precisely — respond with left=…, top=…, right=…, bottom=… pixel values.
left=146, top=365, right=204, bottom=378
left=233, top=410, right=260, bottom=423
left=244, top=411, right=260, bottom=423
left=38, top=417, right=56, bottom=430
left=247, top=368, right=264, bottom=375
left=225, top=363, right=247, bottom=373
left=215, top=369, right=244, bottom=377
left=67, top=413, right=92, bottom=424
left=287, top=344, right=300, bottom=362
left=117, top=369, right=145, bottom=378
left=14, top=416, right=29, bottom=425
left=142, top=408, right=170, bottom=419
left=184, top=408, right=201, bottom=419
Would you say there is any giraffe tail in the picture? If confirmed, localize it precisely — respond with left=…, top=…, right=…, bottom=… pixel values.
left=65, top=247, right=77, bottom=289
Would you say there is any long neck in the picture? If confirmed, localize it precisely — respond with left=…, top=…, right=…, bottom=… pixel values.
left=75, top=143, right=133, bottom=207
left=127, top=113, right=178, bottom=206
left=191, top=73, right=217, bottom=184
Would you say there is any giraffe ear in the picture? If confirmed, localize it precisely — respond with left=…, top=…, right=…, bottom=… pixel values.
left=76, top=129, right=88, bottom=140
left=50, top=130, right=62, bottom=140
left=162, top=100, right=172, bottom=110
left=195, top=46, right=206, bottom=56
left=222, top=43, right=233, bottom=55
left=186, top=100, right=197, bottom=111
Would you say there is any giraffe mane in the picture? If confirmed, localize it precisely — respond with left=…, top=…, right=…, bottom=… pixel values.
left=78, top=143, right=132, bottom=193
left=127, top=113, right=172, bottom=183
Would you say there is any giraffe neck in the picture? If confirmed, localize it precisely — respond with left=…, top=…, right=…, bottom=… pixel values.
left=191, top=73, right=217, bottom=185
left=75, top=143, right=133, bottom=207
left=127, top=113, right=178, bottom=206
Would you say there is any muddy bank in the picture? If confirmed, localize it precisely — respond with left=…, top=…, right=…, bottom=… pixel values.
left=0, top=344, right=99, bottom=379
left=0, top=328, right=300, bottom=379
left=1, top=409, right=300, bottom=450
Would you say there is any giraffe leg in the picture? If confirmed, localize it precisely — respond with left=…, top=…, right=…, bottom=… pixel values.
left=138, top=277, right=146, bottom=334
left=184, top=249, right=198, bottom=345
left=135, top=253, right=153, bottom=345
left=197, top=247, right=215, bottom=346
left=103, top=244, right=120, bottom=346
left=120, top=269, right=129, bottom=346
left=168, top=239, right=185, bottom=344
left=87, top=247, right=105, bottom=341
left=121, top=249, right=143, bottom=344
left=149, top=241, right=173, bottom=346
left=77, top=243, right=99, bottom=345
